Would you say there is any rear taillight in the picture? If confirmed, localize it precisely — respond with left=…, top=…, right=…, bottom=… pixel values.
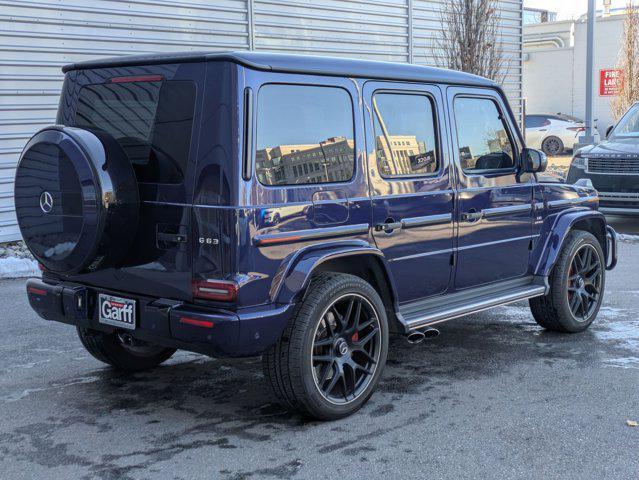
left=567, top=126, right=586, bottom=132
left=193, top=279, right=238, bottom=302
left=27, top=286, right=47, bottom=296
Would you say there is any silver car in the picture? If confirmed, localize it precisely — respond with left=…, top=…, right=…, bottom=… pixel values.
left=525, top=114, right=601, bottom=156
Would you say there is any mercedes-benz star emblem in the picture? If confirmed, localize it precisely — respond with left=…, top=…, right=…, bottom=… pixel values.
left=39, top=191, right=53, bottom=214
left=335, top=338, right=349, bottom=356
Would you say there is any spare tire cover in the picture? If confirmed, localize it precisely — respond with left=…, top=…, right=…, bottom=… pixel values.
left=14, top=126, right=139, bottom=274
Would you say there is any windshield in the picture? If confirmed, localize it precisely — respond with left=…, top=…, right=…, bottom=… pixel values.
left=611, top=103, right=639, bottom=139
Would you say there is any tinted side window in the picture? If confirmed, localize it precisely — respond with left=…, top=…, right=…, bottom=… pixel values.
left=454, top=97, right=515, bottom=172
left=255, top=84, right=354, bottom=186
left=373, top=93, right=439, bottom=177
left=75, top=80, right=196, bottom=184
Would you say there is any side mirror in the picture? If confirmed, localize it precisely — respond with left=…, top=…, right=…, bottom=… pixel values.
left=605, top=124, right=614, bottom=139
left=521, top=148, right=547, bottom=173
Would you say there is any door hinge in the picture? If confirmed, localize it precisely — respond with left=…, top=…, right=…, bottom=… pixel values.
left=450, top=253, right=456, bottom=266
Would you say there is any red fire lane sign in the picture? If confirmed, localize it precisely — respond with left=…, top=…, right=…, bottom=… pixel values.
left=600, top=69, right=623, bottom=96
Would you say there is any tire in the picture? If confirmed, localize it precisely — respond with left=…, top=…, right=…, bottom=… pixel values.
left=77, top=328, right=176, bottom=371
left=263, top=273, right=389, bottom=420
left=541, top=136, right=565, bottom=156
left=529, top=230, right=605, bottom=333
left=15, top=126, right=139, bottom=274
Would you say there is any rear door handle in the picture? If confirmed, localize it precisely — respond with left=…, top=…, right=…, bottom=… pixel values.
left=460, top=211, right=483, bottom=222
left=375, top=221, right=404, bottom=232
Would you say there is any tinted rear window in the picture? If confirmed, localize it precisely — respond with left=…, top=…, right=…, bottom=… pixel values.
left=75, top=80, right=196, bottom=184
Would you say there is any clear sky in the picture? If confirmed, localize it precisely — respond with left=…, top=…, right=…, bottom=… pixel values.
left=524, top=0, right=631, bottom=20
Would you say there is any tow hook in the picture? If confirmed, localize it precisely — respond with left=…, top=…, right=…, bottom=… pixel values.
left=406, top=328, right=440, bottom=344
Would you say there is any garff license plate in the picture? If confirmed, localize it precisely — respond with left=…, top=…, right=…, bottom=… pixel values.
left=98, top=294, right=136, bottom=330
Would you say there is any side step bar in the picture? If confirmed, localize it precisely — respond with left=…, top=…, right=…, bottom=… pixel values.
left=399, top=280, right=547, bottom=332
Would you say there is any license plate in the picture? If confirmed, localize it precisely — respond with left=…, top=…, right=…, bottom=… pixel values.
left=98, top=294, right=136, bottom=330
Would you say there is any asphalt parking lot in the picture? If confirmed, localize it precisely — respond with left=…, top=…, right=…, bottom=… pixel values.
left=0, top=232, right=637, bottom=479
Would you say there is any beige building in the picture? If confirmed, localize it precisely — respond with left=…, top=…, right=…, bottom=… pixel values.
left=524, top=12, right=627, bottom=136
left=375, top=135, right=433, bottom=176
left=256, top=136, right=355, bottom=185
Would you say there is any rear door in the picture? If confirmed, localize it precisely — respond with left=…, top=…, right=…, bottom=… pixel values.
left=448, top=87, right=533, bottom=290
left=363, top=82, right=454, bottom=304
left=239, top=73, right=372, bottom=308
left=62, top=63, right=207, bottom=300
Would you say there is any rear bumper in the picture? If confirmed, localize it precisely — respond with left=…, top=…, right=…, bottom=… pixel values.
left=26, top=278, right=294, bottom=357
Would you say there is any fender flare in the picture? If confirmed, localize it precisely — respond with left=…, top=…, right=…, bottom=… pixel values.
left=270, top=239, right=398, bottom=308
left=532, top=207, right=608, bottom=277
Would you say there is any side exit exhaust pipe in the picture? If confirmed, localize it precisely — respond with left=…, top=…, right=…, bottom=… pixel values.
left=406, top=328, right=440, bottom=344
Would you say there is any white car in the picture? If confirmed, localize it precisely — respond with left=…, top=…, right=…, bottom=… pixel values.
left=525, top=114, right=600, bottom=156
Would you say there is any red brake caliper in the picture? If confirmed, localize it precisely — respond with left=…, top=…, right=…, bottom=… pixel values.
left=351, top=332, right=359, bottom=342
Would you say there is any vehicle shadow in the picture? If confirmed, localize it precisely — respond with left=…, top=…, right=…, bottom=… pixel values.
left=81, top=304, right=606, bottom=428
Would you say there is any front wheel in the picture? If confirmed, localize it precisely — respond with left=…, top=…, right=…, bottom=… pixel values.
left=530, top=230, right=605, bottom=332
left=263, top=273, right=389, bottom=420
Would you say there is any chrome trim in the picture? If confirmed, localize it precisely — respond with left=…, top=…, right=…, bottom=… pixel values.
left=586, top=157, right=639, bottom=175
left=254, top=223, right=369, bottom=246
left=389, top=247, right=453, bottom=262
left=482, top=204, right=532, bottom=218
left=145, top=197, right=371, bottom=210
left=547, top=196, right=598, bottom=208
left=402, top=213, right=452, bottom=228
left=404, top=284, right=547, bottom=330
left=598, top=192, right=639, bottom=201
left=599, top=207, right=639, bottom=215
left=458, top=234, right=539, bottom=251
left=371, top=189, right=454, bottom=200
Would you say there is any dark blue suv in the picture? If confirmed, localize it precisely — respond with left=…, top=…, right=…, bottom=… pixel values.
left=15, top=52, right=618, bottom=419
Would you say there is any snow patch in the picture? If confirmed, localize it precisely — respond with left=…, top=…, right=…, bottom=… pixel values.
left=618, top=233, right=639, bottom=243
left=0, top=257, right=40, bottom=279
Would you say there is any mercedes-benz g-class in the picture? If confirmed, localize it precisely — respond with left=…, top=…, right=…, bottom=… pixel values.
left=16, top=51, right=617, bottom=419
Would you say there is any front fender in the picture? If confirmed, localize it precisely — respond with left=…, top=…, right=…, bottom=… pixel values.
left=270, top=240, right=395, bottom=305
left=532, top=207, right=608, bottom=277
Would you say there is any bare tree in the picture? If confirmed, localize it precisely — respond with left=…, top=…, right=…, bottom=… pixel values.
left=611, top=2, right=639, bottom=120
left=436, top=0, right=505, bottom=82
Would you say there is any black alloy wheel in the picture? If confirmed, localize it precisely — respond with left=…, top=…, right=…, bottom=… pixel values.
left=529, top=230, right=605, bottom=333
left=567, top=243, right=603, bottom=321
left=311, top=293, right=381, bottom=404
left=263, top=272, right=389, bottom=419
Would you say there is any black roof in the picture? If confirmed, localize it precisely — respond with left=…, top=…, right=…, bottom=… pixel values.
left=62, top=51, right=496, bottom=87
